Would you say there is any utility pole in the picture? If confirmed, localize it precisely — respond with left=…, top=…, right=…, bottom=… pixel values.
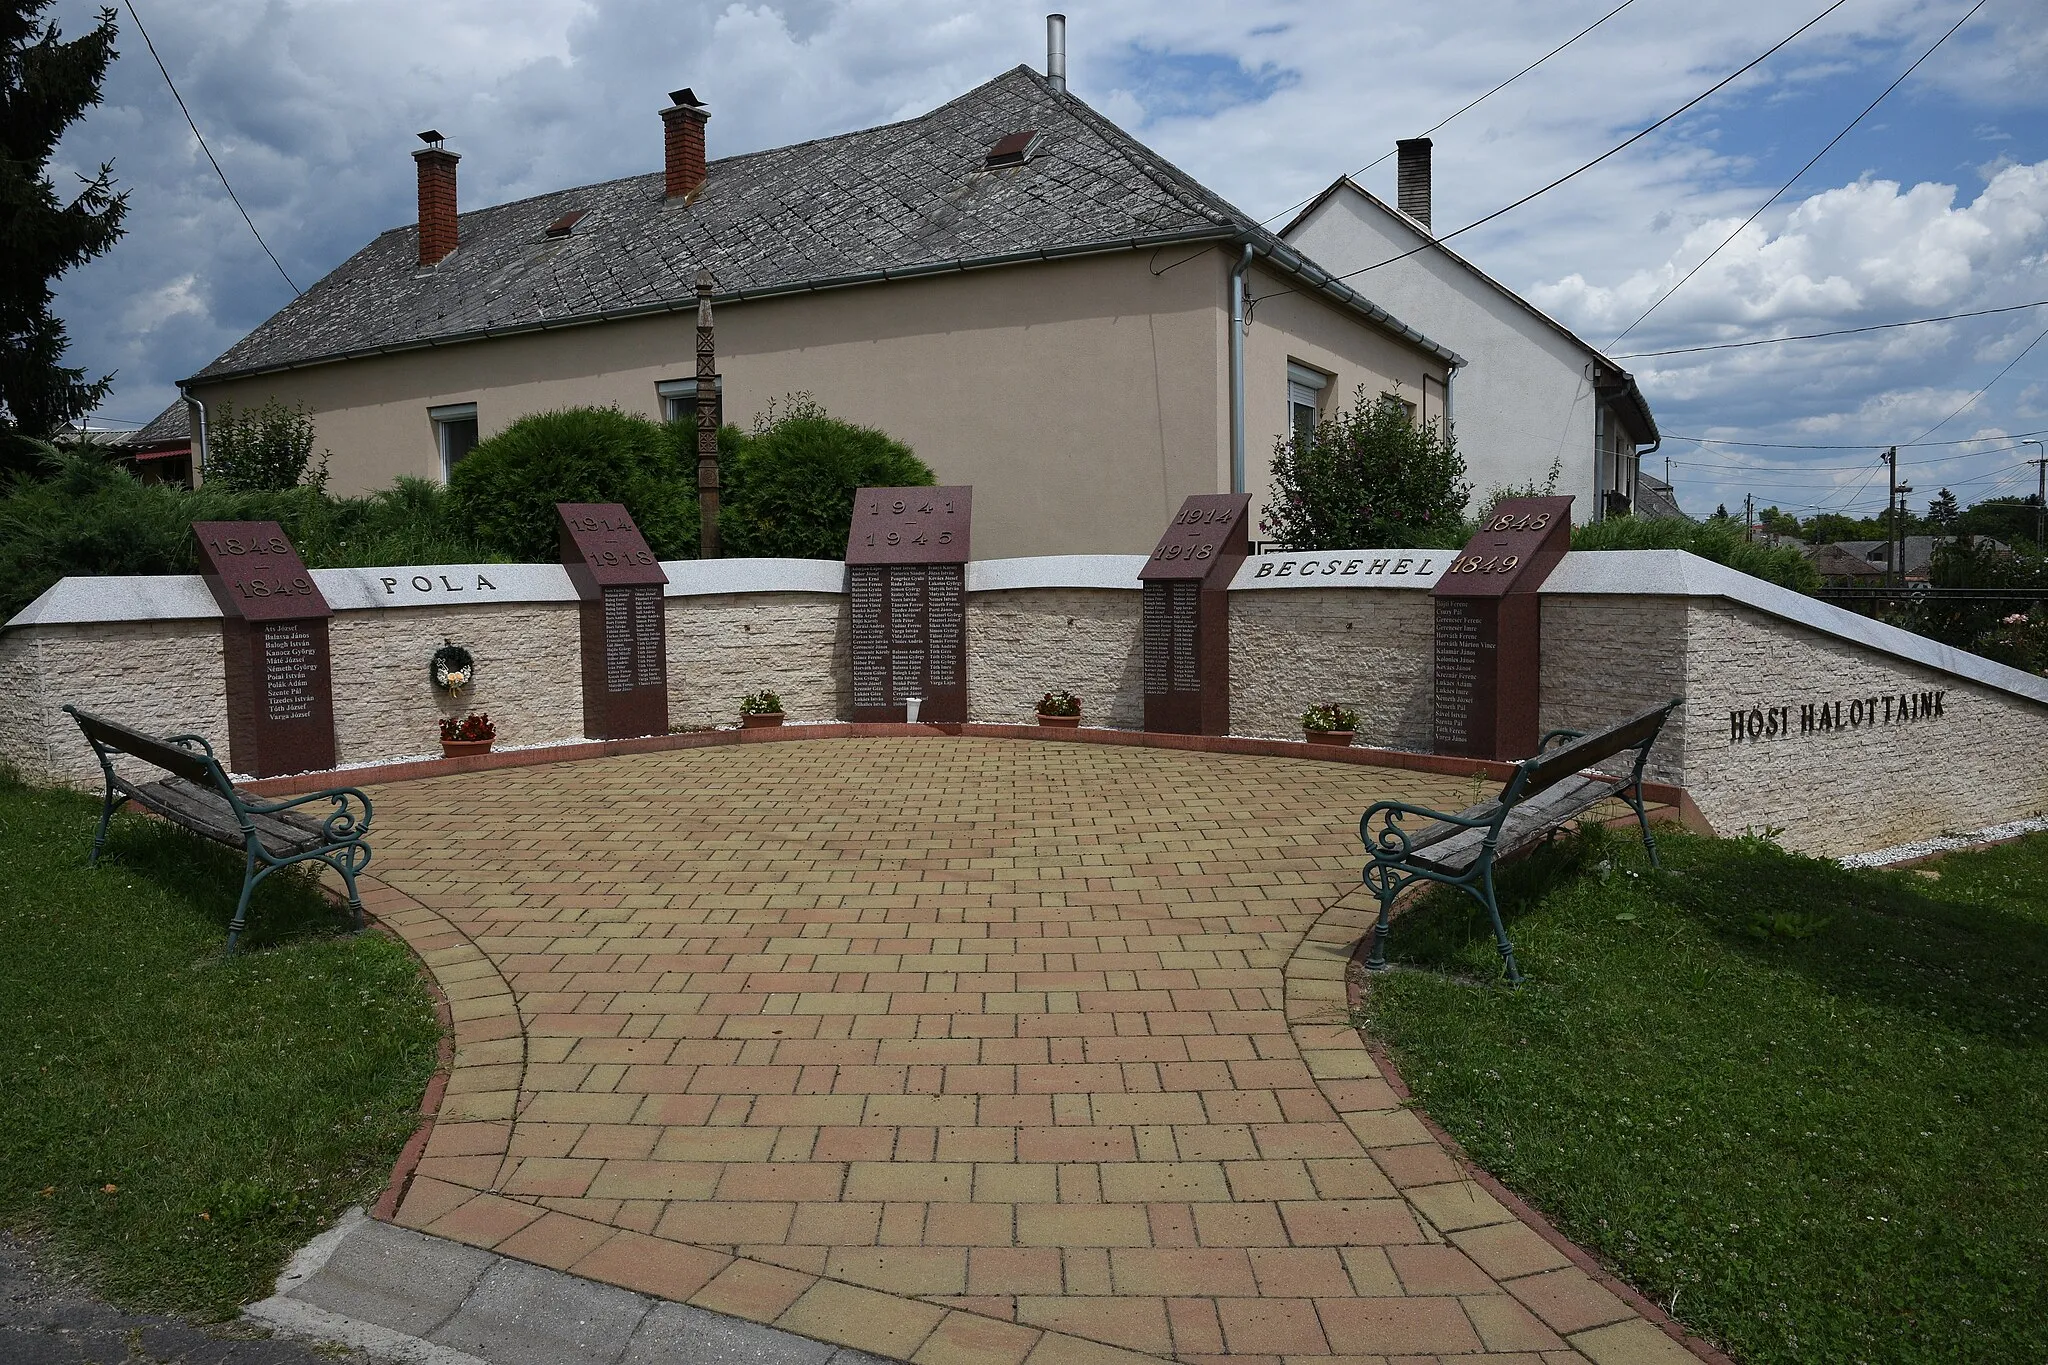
left=1881, top=448, right=1897, bottom=589
left=1744, top=493, right=1754, bottom=543
left=2024, top=439, right=2046, bottom=551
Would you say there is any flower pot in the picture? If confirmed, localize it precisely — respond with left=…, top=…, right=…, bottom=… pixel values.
left=1303, top=729, right=1354, bottom=747
left=440, top=738, right=493, bottom=758
left=741, top=712, right=785, bottom=728
left=1036, top=712, right=1081, bottom=728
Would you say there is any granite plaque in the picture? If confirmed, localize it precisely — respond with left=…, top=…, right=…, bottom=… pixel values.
left=559, top=503, right=669, bottom=739
left=1431, top=495, right=1572, bottom=759
left=846, top=487, right=971, bottom=722
left=1140, top=494, right=1249, bottom=734
left=192, top=521, right=336, bottom=777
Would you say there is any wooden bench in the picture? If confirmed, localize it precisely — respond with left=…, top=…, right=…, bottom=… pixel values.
left=65, top=705, right=372, bottom=952
left=1358, top=698, right=1682, bottom=983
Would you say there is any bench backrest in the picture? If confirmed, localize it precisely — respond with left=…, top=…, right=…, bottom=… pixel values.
left=65, top=705, right=227, bottom=790
left=1509, top=698, right=1682, bottom=804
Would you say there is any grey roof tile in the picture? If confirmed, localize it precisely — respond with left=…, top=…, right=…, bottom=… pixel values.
left=190, top=67, right=1454, bottom=382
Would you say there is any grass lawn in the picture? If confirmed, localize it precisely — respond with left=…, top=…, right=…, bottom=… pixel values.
left=1357, top=824, right=2047, bottom=1365
left=0, top=771, right=440, bottom=1320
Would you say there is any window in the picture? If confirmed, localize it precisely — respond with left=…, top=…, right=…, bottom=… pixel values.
left=657, top=376, right=722, bottom=429
left=430, top=403, right=478, bottom=482
left=1286, top=363, right=1328, bottom=449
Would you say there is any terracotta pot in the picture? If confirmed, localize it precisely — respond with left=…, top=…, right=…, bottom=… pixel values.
left=741, top=712, right=785, bottom=728
left=1303, top=729, right=1354, bottom=747
left=1036, top=712, right=1081, bottom=728
left=440, top=738, right=493, bottom=757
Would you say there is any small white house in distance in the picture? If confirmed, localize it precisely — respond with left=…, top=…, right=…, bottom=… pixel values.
left=1281, top=140, right=1660, bottom=520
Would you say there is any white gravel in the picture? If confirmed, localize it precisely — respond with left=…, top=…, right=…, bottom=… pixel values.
left=1838, top=814, right=2048, bottom=869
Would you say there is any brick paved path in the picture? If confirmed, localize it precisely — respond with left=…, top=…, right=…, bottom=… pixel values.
left=360, top=738, right=1689, bottom=1365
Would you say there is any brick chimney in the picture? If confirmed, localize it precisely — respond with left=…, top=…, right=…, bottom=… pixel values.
left=413, top=130, right=459, bottom=267
left=662, top=89, right=710, bottom=201
left=1395, top=137, right=1431, bottom=230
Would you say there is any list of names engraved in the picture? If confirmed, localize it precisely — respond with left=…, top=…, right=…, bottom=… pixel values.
left=926, top=567, right=962, bottom=687
left=851, top=567, right=887, bottom=708
left=633, top=587, right=664, bottom=688
left=604, top=589, right=634, bottom=693
left=262, top=622, right=319, bottom=722
left=1142, top=586, right=1171, bottom=696
left=1432, top=599, right=1489, bottom=749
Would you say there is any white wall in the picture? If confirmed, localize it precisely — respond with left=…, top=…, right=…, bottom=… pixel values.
left=1283, top=188, right=1603, bottom=514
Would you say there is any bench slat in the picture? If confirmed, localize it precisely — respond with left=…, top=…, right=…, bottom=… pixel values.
left=129, top=779, right=329, bottom=856
left=1411, top=774, right=1625, bottom=874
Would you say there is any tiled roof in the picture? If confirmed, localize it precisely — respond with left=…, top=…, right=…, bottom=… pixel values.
left=189, top=67, right=1456, bottom=383
left=124, top=400, right=190, bottom=446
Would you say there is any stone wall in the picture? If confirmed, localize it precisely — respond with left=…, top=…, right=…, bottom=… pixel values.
left=667, top=593, right=850, bottom=727
left=967, top=589, right=1143, bottom=728
left=1681, top=599, right=2048, bottom=854
left=328, top=602, right=585, bottom=765
left=1228, top=589, right=1434, bottom=747
left=0, top=620, right=230, bottom=787
left=1537, top=596, right=1689, bottom=782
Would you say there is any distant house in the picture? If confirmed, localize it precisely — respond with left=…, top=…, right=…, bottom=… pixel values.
left=109, top=403, right=193, bottom=486
left=1830, top=536, right=2011, bottom=583
left=175, top=67, right=1461, bottom=559
left=1279, top=142, right=1658, bottom=521
left=1804, top=543, right=1885, bottom=584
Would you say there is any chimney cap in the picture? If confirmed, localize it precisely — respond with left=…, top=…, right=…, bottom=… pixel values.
left=417, top=129, right=445, bottom=147
left=1396, top=136, right=1432, bottom=151
left=668, top=88, right=705, bottom=109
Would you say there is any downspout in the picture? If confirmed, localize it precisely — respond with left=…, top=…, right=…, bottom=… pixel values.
left=181, top=386, right=209, bottom=485
left=1229, top=243, right=1253, bottom=494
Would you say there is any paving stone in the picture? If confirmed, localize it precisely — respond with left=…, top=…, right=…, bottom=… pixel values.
left=619, top=1300, right=836, bottom=1365
left=351, top=739, right=1676, bottom=1363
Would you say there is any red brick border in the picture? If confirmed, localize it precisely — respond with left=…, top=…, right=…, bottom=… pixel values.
left=1344, top=937, right=1737, bottom=1365
left=241, top=722, right=1711, bottom=832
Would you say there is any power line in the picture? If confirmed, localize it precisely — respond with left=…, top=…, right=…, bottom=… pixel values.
left=1666, top=426, right=2048, bottom=451
left=1255, top=0, right=1640, bottom=229
left=122, top=0, right=300, bottom=296
left=1611, top=300, right=2048, bottom=358
left=1255, top=0, right=1850, bottom=304
left=1906, top=322, right=2048, bottom=445
left=1605, top=0, right=1987, bottom=348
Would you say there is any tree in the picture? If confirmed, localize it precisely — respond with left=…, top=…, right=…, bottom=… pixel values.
left=0, top=3, right=125, bottom=478
left=203, top=399, right=330, bottom=492
left=1261, top=386, right=1470, bottom=551
left=1927, top=488, right=1961, bottom=532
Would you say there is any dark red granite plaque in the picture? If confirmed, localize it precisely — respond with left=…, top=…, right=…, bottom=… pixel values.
left=1431, top=496, right=1573, bottom=759
left=846, top=487, right=971, bottom=723
left=558, top=503, right=669, bottom=739
left=1140, top=494, right=1249, bottom=735
left=192, top=521, right=337, bottom=777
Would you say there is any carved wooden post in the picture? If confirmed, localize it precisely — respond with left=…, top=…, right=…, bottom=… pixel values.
left=695, top=268, right=720, bottom=560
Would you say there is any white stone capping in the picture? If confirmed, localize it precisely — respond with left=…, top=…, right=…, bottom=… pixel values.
left=967, top=555, right=1146, bottom=592
left=6, top=574, right=222, bottom=626
left=659, top=557, right=847, bottom=597
left=313, top=564, right=575, bottom=610
left=1542, top=550, right=2048, bottom=706
left=1231, top=548, right=1450, bottom=590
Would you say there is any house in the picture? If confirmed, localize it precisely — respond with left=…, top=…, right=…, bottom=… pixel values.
left=176, top=63, right=1462, bottom=559
left=1805, top=542, right=1886, bottom=585
left=1279, top=142, right=1658, bottom=520
left=1830, top=536, right=2011, bottom=583
left=109, top=402, right=194, bottom=486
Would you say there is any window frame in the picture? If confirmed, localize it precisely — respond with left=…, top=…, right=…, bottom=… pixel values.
left=1285, top=362, right=1329, bottom=449
left=656, top=376, right=723, bottom=429
left=429, top=402, right=479, bottom=483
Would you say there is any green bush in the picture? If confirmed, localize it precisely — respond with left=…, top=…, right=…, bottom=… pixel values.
left=203, top=399, right=330, bottom=493
left=1261, top=386, right=1471, bottom=551
left=720, top=398, right=932, bottom=560
left=448, top=407, right=699, bottom=561
left=0, top=451, right=494, bottom=622
left=1572, top=514, right=1821, bottom=594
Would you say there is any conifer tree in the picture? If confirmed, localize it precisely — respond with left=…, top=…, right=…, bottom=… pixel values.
left=1, top=3, right=125, bottom=477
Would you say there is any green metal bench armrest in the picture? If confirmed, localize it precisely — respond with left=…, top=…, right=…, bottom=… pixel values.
left=1537, top=727, right=1584, bottom=752
left=1359, top=797, right=1504, bottom=863
left=239, top=786, right=375, bottom=844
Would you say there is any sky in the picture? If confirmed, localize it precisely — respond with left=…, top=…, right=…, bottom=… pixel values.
left=41, top=0, right=2048, bottom=522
